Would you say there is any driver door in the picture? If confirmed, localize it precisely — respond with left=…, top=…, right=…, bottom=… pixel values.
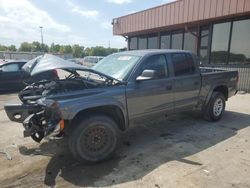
left=126, top=54, right=174, bottom=122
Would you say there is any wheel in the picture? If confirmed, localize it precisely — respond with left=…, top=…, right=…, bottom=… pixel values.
left=68, top=115, right=120, bottom=163
left=202, top=91, right=226, bottom=121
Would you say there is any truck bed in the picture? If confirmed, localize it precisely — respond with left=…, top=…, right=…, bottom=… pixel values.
left=199, top=67, right=238, bottom=100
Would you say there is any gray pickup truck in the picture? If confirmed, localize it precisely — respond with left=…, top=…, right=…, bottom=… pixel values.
left=4, top=50, right=238, bottom=163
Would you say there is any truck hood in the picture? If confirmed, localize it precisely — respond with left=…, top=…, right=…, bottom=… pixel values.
left=22, top=54, right=84, bottom=76
left=22, top=53, right=124, bottom=84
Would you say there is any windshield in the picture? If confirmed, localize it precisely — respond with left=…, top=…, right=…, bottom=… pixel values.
left=92, top=54, right=141, bottom=80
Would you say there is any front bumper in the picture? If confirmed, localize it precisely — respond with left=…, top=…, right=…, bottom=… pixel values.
left=4, top=103, right=41, bottom=123
left=4, top=103, right=63, bottom=143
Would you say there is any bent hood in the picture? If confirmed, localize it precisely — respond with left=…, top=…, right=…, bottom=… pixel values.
left=22, top=53, right=84, bottom=76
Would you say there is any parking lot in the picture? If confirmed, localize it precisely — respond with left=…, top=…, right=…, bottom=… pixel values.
left=0, top=93, right=250, bottom=188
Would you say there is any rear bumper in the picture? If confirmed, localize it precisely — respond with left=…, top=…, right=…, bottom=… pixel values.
left=228, top=86, right=238, bottom=99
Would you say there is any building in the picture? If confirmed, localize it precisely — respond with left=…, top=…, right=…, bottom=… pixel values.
left=112, top=0, right=250, bottom=92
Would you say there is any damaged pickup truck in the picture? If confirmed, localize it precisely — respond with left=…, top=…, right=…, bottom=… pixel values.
left=4, top=50, right=238, bottom=163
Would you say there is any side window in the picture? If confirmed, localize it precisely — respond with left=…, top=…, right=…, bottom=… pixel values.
left=140, top=55, right=168, bottom=79
left=172, top=53, right=195, bottom=77
left=2, top=64, right=20, bottom=72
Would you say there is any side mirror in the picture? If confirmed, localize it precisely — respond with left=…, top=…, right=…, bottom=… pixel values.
left=136, top=69, right=156, bottom=81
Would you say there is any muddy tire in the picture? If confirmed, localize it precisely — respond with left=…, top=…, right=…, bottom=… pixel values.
left=68, top=115, right=120, bottom=163
left=202, top=92, right=226, bottom=121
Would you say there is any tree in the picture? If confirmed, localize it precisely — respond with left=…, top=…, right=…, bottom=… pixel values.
left=90, top=46, right=106, bottom=56
left=0, top=45, right=7, bottom=51
left=31, top=41, right=41, bottom=52
left=84, top=47, right=91, bottom=56
left=8, top=45, right=17, bottom=51
left=72, top=44, right=83, bottom=58
left=0, top=42, right=121, bottom=56
left=41, top=43, right=49, bottom=52
left=106, top=48, right=118, bottom=55
left=59, top=46, right=65, bottom=54
left=64, top=45, right=72, bottom=54
left=50, top=43, right=61, bottom=53
left=19, top=42, right=32, bottom=52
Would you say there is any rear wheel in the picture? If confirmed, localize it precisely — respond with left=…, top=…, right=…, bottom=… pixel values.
left=203, top=91, right=226, bottom=121
left=68, top=115, right=119, bottom=163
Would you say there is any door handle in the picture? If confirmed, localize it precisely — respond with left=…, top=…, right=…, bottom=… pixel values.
left=166, top=85, right=172, bottom=90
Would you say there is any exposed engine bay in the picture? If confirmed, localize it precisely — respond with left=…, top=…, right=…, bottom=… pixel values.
left=5, top=69, right=123, bottom=143
left=19, top=70, right=118, bottom=103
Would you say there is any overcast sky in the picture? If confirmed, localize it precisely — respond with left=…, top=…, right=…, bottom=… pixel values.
left=0, top=0, right=176, bottom=48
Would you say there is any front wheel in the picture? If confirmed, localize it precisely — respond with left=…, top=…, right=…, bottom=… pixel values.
left=202, top=91, right=226, bottom=121
left=68, top=115, right=120, bottom=163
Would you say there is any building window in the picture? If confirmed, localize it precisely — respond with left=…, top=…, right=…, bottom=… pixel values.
left=172, top=32, right=183, bottom=50
left=160, top=34, right=171, bottom=49
left=229, top=19, right=250, bottom=64
left=199, top=26, right=210, bottom=64
left=129, top=37, right=137, bottom=50
left=184, top=30, right=197, bottom=54
left=148, top=36, right=158, bottom=49
left=210, top=22, right=231, bottom=64
left=138, top=37, right=147, bottom=49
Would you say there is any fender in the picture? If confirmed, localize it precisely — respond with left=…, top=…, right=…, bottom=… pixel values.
left=204, top=83, right=228, bottom=105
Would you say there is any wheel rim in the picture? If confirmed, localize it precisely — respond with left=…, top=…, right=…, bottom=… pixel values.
left=79, top=125, right=114, bottom=159
left=213, top=98, right=224, bottom=117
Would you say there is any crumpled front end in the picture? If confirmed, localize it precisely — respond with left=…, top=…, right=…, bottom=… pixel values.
left=4, top=99, right=65, bottom=142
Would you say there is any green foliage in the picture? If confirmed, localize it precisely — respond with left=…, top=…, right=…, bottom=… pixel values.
left=59, top=46, right=65, bottom=54
left=84, top=47, right=92, bottom=56
left=8, top=45, right=17, bottom=51
left=19, top=42, right=32, bottom=52
left=31, top=41, right=41, bottom=52
left=0, top=45, right=8, bottom=51
left=0, top=44, right=17, bottom=51
left=72, top=44, right=83, bottom=58
left=41, top=43, right=49, bottom=53
left=84, top=46, right=119, bottom=56
left=50, top=43, right=60, bottom=53
left=0, top=41, right=124, bottom=58
left=90, top=46, right=106, bottom=56
left=64, top=45, right=72, bottom=54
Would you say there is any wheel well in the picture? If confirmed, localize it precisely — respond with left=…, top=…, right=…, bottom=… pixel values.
left=214, top=85, right=228, bottom=100
left=71, top=105, right=126, bottom=131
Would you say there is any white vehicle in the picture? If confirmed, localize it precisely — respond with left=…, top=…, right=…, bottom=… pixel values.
left=82, top=56, right=104, bottom=67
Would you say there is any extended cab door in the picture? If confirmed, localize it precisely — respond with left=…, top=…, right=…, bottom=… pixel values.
left=170, top=53, right=201, bottom=110
left=126, top=54, right=174, bottom=121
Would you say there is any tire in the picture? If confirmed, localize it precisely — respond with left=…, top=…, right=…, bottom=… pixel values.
left=68, top=114, right=120, bottom=163
left=202, top=91, right=226, bottom=121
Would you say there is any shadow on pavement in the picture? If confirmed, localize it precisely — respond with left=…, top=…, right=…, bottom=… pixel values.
left=19, top=110, right=250, bottom=187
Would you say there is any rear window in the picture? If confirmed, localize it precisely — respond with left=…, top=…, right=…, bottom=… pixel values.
left=172, top=53, right=196, bottom=76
